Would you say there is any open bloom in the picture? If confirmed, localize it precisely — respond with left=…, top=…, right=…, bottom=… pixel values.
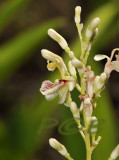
left=94, top=48, right=119, bottom=76
left=40, top=49, right=76, bottom=105
left=40, top=76, right=75, bottom=104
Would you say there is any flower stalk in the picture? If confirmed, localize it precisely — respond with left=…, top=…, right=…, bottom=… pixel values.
left=40, top=5, right=119, bottom=160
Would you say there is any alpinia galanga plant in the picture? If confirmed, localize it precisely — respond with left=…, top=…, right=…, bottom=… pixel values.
left=40, top=6, right=119, bottom=160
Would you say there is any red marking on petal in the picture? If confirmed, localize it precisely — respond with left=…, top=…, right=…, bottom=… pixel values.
left=59, top=79, right=69, bottom=83
left=40, top=80, right=56, bottom=93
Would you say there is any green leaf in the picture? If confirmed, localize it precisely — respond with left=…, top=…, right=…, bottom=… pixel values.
left=0, top=0, right=32, bottom=32
left=0, top=18, right=64, bottom=84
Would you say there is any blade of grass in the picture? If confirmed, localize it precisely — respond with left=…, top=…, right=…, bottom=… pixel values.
left=0, top=18, right=64, bottom=84
left=0, top=0, right=32, bottom=32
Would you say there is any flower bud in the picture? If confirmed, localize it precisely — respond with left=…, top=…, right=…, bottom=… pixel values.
left=75, top=6, right=81, bottom=24
left=68, top=61, right=76, bottom=76
left=90, top=28, right=98, bottom=42
left=70, top=101, right=80, bottom=119
left=49, top=138, right=68, bottom=156
left=86, top=18, right=100, bottom=38
left=88, top=18, right=100, bottom=31
left=110, top=144, right=119, bottom=160
left=71, top=58, right=85, bottom=73
left=87, top=116, right=98, bottom=134
left=48, top=29, right=68, bottom=49
left=68, top=51, right=75, bottom=58
left=84, top=98, right=92, bottom=117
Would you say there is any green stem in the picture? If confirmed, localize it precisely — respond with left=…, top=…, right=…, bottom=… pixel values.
left=65, top=153, right=74, bottom=160
left=85, top=133, right=92, bottom=160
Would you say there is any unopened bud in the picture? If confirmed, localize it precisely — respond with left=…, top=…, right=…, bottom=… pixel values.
left=88, top=116, right=98, bottom=134
left=92, top=141, right=98, bottom=146
left=70, top=101, right=80, bottom=119
left=110, top=144, right=119, bottom=160
left=68, top=61, right=76, bottom=76
left=84, top=98, right=91, bottom=105
left=48, top=29, right=68, bottom=49
left=75, top=6, right=81, bottom=24
left=86, top=18, right=100, bottom=38
left=49, top=138, right=67, bottom=156
left=90, top=28, right=98, bottom=42
left=71, top=58, right=83, bottom=68
left=84, top=98, right=92, bottom=117
left=88, top=18, right=100, bottom=31
left=68, top=51, right=75, bottom=58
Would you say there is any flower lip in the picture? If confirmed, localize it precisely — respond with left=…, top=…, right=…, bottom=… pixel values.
left=40, top=80, right=65, bottom=95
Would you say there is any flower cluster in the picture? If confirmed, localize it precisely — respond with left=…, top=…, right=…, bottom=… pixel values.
left=40, top=6, right=119, bottom=160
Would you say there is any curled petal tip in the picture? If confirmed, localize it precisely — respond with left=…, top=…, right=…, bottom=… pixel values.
left=94, top=54, right=109, bottom=61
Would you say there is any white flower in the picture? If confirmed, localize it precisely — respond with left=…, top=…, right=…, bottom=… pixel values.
left=40, top=76, right=75, bottom=104
left=94, top=48, right=119, bottom=76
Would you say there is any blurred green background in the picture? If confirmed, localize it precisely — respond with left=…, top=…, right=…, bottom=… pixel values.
left=0, top=0, right=119, bottom=160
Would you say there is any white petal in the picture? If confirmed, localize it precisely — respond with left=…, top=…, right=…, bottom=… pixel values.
left=94, top=54, right=109, bottom=61
left=100, top=72, right=107, bottom=82
left=58, top=86, right=68, bottom=104
left=40, top=80, right=65, bottom=95
left=66, top=76, right=76, bottom=91
left=45, top=92, right=58, bottom=101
